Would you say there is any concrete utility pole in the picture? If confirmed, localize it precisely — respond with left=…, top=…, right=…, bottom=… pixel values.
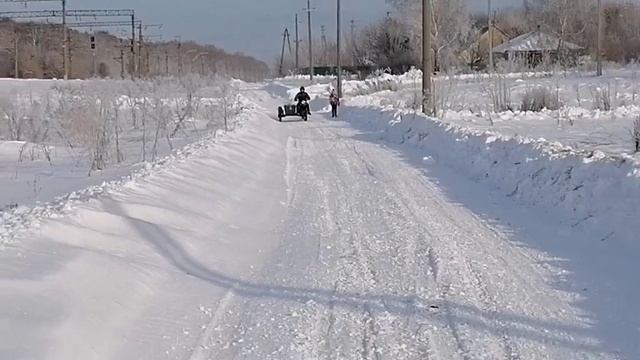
left=295, top=13, right=300, bottom=70
left=488, top=0, right=493, bottom=72
left=423, top=0, right=433, bottom=115
left=307, top=0, right=314, bottom=81
left=337, top=0, right=342, bottom=98
left=596, top=0, right=603, bottom=76
left=279, top=28, right=291, bottom=76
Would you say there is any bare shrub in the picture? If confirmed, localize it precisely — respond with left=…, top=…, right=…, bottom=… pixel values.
left=0, top=95, right=27, bottom=141
left=219, top=81, right=242, bottom=132
left=520, top=87, right=560, bottom=112
left=485, top=75, right=512, bottom=113
left=591, top=85, right=613, bottom=111
left=2, top=75, right=242, bottom=176
left=432, top=74, right=457, bottom=118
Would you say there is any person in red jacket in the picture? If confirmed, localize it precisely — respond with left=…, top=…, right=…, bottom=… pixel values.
left=329, top=89, right=340, bottom=118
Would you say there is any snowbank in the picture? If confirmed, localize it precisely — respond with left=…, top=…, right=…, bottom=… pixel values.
left=341, top=104, right=640, bottom=247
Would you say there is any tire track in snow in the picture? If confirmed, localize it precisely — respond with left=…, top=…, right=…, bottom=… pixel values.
left=187, top=286, right=237, bottom=360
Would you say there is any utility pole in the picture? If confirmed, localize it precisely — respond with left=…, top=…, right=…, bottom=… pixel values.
left=337, top=0, right=342, bottom=98
left=91, top=34, right=96, bottom=77
left=596, top=0, right=603, bottom=76
left=177, top=36, right=183, bottom=75
left=295, top=13, right=300, bottom=71
left=165, top=50, right=169, bottom=75
left=488, top=0, right=493, bottom=72
left=130, top=14, right=136, bottom=80
left=321, top=25, right=327, bottom=66
left=119, top=39, right=125, bottom=79
left=279, top=28, right=292, bottom=76
left=350, top=19, right=356, bottom=67
left=423, top=0, right=433, bottom=115
left=138, top=22, right=143, bottom=78
left=350, top=19, right=355, bottom=39
left=307, top=0, right=314, bottom=81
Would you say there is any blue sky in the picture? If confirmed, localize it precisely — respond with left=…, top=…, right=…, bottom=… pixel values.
left=2, top=0, right=518, bottom=62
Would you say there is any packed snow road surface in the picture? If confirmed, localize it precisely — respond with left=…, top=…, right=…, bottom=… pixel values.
left=0, top=83, right=623, bottom=359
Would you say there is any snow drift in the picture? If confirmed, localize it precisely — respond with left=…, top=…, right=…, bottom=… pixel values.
left=341, top=105, right=640, bottom=247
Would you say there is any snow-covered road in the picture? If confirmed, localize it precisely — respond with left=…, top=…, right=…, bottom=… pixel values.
left=0, top=83, right=626, bottom=359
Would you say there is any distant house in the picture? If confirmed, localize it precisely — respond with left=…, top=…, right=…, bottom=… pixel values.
left=462, top=24, right=511, bottom=69
left=492, top=30, right=584, bottom=66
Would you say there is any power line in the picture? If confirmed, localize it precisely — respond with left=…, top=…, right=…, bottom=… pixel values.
left=0, top=0, right=69, bottom=79
left=0, top=8, right=139, bottom=79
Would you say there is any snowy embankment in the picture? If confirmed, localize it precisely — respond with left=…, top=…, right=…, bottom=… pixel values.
left=286, top=67, right=640, bottom=245
left=340, top=103, right=639, bottom=246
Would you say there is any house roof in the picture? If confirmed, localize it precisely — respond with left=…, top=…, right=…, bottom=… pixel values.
left=481, top=24, right=511, bottom=39
left=492, top=30, right=583, bottom=53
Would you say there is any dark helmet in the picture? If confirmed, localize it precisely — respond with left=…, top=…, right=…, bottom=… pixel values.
left=300, top=86, right=305, bottom=91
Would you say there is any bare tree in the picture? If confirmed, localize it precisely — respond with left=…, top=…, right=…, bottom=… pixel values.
left=387, top=0, right=474, bottom=71
left=358, top=17, right=414, bottom=73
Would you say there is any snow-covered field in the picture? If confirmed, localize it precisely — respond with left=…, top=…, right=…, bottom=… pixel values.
left=0, top=76, right=243, bottom=243
left=0, top=70, right=638, bottom=359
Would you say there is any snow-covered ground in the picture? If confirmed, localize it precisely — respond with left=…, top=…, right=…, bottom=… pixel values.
left=342, top=68, right=640, bottom=159
left=0, top=73, right=638, bottom=359
left=0, top=76, right=241, bottom=232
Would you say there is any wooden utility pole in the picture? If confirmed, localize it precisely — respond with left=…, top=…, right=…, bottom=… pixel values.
left=337, top=0, right=342, bottom=98
left=596, top=0, right=603, bottom=76
left=423, top=0, right=433, bottom=115
left=307, top=0, right=314, bottom=81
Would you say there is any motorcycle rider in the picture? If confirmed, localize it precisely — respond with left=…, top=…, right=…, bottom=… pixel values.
left=294, top=86, right=311, bottom=115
